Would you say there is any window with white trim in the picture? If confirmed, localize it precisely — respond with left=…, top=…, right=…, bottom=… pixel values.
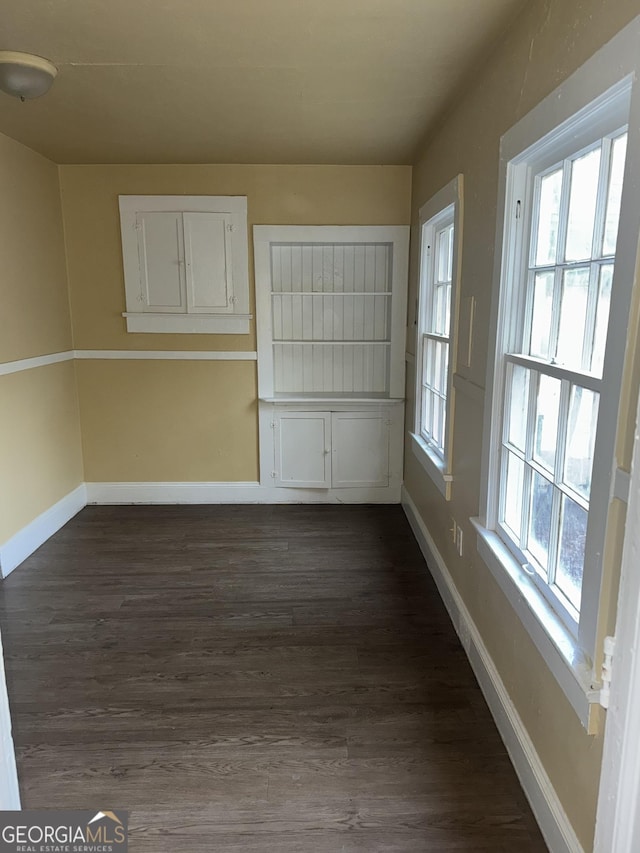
left=475, top=71, right=636, bottom=725
left=412, top=176, right=462, bottom=499
left=498, top=126, right=627, bottom=630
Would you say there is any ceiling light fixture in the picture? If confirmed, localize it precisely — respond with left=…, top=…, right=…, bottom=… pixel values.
left=0, top=51, right=57, bottom=100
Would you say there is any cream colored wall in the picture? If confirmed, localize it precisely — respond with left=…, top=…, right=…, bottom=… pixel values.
left=0, top=133, right=83, bottom=544
left=0, top=134, right=73, bottom=364
left=405, top=1, right=640, bottom=849
left=75, top=360, right=257, bottom=483
left=59, top=164, right=411, bottom=482
left=0, top=362, right=83, bottom=543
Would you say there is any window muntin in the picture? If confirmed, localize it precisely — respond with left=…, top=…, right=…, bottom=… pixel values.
left=418, top=216, right=454, bottom=458
left=497, top=128, right=628, bottom=628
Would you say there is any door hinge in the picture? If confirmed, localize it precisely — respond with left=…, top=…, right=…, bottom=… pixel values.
left=599, top=635, right=616, bottom=709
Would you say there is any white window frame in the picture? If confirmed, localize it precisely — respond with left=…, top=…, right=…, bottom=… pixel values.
left=411, top=176, right=463, bottom=500
left=474, top=19, right=640, bottom=729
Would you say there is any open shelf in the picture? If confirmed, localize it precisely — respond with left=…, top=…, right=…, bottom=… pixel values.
left=255, top=225, right=408, bottom=399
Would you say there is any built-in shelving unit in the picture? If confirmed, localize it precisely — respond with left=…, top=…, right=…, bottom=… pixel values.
left=269, top=242, right=393, bottom=394
left=254, top=225, right=409, bottom=498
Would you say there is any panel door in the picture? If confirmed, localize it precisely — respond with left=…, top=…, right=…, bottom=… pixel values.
left=183, top=212, right=233, bottom=313
left=137, top=212, right=186, bottom=312
left=331, top=411, right=390, bottom=488
left=274, top=412, right=331, bottom=488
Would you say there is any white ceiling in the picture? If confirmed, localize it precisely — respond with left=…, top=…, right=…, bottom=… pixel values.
left=0, top=0, right=528, bottom=165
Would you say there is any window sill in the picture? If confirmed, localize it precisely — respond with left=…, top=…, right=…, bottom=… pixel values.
left=470, top=518, right=601, bottom=731
left=123, top=312, right=252, bottom=334
left=411, top=433, right=452, bottom=500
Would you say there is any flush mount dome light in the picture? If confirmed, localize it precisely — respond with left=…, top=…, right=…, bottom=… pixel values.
left=0, top=51, right=57, bottom=100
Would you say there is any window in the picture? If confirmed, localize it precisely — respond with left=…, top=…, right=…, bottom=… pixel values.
left=419, top=216, right=453, bottom=452
left=411, top=176, right=462, bottom=499
left=475, top=67, right=637, bottom=727
left=119, top=195, right=251, bottom=334
left=499, top=127, right=627, bottom=630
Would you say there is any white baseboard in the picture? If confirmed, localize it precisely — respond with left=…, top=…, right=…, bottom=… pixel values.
left=86, top=481, right=401, bottom=504
left=401, top=486, right=583, bottom=853
left=0, top=484, right=87, bottom=579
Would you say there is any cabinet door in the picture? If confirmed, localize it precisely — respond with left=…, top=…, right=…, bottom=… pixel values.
left=137, top=212, right=185, bottom=312
left=274, top=412, right=331, bottom=488
left=331, top=412, right=390, bottom=488
left=183, top=212, right=233, bottom=313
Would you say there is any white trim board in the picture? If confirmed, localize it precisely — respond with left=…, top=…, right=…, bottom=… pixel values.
left=74, top=350, right=258, bottom=361
left=0, top=485, right=87, bottom=579
left=86, top=482, right=401, bottom=504
left=0, top=350, right=74, bottom=377
left=402, top=486, right=583, bottom=853
left=0, top=350, right=258, bottom=377
left=594, top=386, right=640, bottom=851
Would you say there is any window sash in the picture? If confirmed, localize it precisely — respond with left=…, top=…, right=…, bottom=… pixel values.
left=497, top=354, right=601, bottom=630
left=522, top=129, right=626, bottom=375
left=416, top=206, right=455, bottom=464
left=420, top=332, right=449, bottom=456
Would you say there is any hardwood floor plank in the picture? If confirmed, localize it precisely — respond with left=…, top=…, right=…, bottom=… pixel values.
left=0, top=505, right=548, bottom=851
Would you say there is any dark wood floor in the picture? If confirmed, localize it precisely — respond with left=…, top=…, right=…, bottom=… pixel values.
left=0, top=505, right=547, bottom=852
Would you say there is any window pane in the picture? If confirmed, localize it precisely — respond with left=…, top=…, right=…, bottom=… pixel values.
left=503, top=451, right=524, bottom=538
left=432, top=396, right=442, bottom=446
left=556, top=267, right=590, bottom=369
left=556, top=495, right=587, bottom=611
left=433, top=285, right=447, bottom=335
left=534, top=374, right=561, bottom=473
left=444, top=283, right=452, bottom=336
left=438, top=397, right=447, bottom=447
left=565, top=147, right=601, bottom=262
left=564, top=386, right=599, bottom=500
left=528, top=471, right=553, bottom=573
left=535, top=168, right=563, bottom=266
left=433, top=340, right=444, bottom=393
left=591, top=264, right=613, bottom=376
left=423, top=337, right=433, bottom=386
left=529, top=271, right=555, bottom=359
left=436, top=225, right=453, bottom=283
left=439, top=342, right=449, bottom=394
left=506, top=364, right=530, bottom=451
left=603, top=133, right=628, bottom=256
left=421, top=388, right=433, bottom=438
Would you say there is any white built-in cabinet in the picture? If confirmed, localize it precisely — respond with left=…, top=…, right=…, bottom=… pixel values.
left=254, top=225, right=409, bottom=500
left=273, top=409, right=392, bottom=489
left=118, top=196, right=251, bottom=333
